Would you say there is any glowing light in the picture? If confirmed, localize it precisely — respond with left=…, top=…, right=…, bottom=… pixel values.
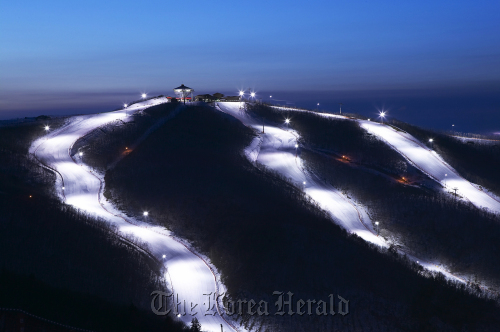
left=124, top=103, right=128, bottom=108
left=44, top=126, right=50, bottom=131
left=429, top=139, right=433, bottom=142
left=250, top=92, right=256, bottom=98
left=177, top=314, right=181, bottom=318
left=162, top=254, right=166, bottom=259
left=375, top=222, right=379, bottom=225
left=141, top=93, right=147, bottom=99
left=79, top=152, right=83, bottom=156
left=239, top=91, right=244, bottom=96
left=62, top=186, right=65, bottom=190
left=379, top=111, right=386, bottom=118
left=295, top=144, right=298, bottom=148
left=285, top=119, right=290, bottom=124
left=303, top=181, right=306, bottom=185
left=143, top=211, right=149, bottom=216
left=29, top=195, right=32, bottom=198
left=270, top=95, right=272, bottom=98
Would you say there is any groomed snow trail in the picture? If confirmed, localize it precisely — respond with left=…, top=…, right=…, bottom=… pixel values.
left=358, top=120, right=500, bottom=214
left=217, top=102, right=385, bottom=247
left=218, top=103, right=474, bottom=285
left=30, top=98, right=239, bottom=332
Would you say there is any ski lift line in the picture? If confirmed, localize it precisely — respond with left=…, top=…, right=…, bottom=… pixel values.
left=370, top=122, right=500, bottom=205
left=225, top=103, right=494, bottom=293
left=288, top=128, right=492, bottom=292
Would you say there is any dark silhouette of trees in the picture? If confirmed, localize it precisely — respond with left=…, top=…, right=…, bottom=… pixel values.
left=390, top=119, right=500, bottom=196
left=0, top=118, right=183, bottom=331
left=103, top=105, right=500, bottom=331
left=189, top=318, right=201, bottom=332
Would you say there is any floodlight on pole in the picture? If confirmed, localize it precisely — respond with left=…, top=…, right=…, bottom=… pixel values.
left=141, top=93, right=147, bottom=99
left=379, top=111, right=386, bottom=124
left=124, top=103, right=128, bottom=108
left=429, top=138, right=434, bottom=149
left=79, top=152, right=83, bottom=157
left=250, top=92, right=256, bottom=98
left=375, top=221, right=380, bottom=235
left=143, top=211, right=149, bottom=216
left=285, top=118, right=290, bottom=124
left=44, top=125, right=50, bottom=131
left=162, top=254, right=166, bottom=259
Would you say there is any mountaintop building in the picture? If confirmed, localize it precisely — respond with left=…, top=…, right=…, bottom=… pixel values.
left=173, top=84, right=194, bottom=104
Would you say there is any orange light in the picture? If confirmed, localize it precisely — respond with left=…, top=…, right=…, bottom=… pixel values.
left=29, top=195, right=32, bottom=198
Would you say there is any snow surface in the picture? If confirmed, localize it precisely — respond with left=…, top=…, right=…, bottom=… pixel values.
left=359, top=120, right=500, bottom=214
left=217, top=103, right=385, bottom=247
left=30, top=98, right=240, bottom=332
left=217, top=102, right=480, bottom=286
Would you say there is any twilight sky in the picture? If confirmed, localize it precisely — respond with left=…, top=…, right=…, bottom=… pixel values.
left=1, top=0, right=499, bottom=132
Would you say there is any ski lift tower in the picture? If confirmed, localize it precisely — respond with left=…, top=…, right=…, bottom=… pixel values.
left=173, top=84, right=194, bottom=104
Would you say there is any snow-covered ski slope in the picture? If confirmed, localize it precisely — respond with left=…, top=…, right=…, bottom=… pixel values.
left=359, top=120, right=500, bottom=213
left=217, top=102, right=384, bottom=247
left=217, top=102, right=485, bottom=284
left=271, top=105, right=500, bottom=214
left=30, top=98, right=239, bottom=332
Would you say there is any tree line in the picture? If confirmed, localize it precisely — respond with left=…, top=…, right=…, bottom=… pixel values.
left=102, top=105, right=500, bottom=331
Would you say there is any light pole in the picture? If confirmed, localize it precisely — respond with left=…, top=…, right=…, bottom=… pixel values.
left=375, top=221, right=380, bottom=236
left=444, top=174, right=447, bottom=187
left=303, top=181, right=306, bottom=190
left=239, top=91, right=244, bottom=109
left=339, top=103, right=342, bottom=115
left=295, top=143, right=298, bottom=157
left=285, top=118, right=290, bottom=129
left=429, top=138, right=433, bottom=149
left=316, top=103, right=319, bottom=111
left=379, top=111, right=386, bottom=124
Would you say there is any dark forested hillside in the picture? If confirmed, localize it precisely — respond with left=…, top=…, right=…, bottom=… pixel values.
left=103, top=105, right=500, bottom=331
left=74, top=102, right=179, bottom=171
left=390, top=119, right=500, bottom=197
left=0, top=119, right=183, bottom=332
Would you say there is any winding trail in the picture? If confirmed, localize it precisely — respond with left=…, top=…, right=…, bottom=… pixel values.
left=217, top=102, right=483, bottom=287
left=358, top=120, right=500, bottom=213
left=30, top=98, right=239, bottom=332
